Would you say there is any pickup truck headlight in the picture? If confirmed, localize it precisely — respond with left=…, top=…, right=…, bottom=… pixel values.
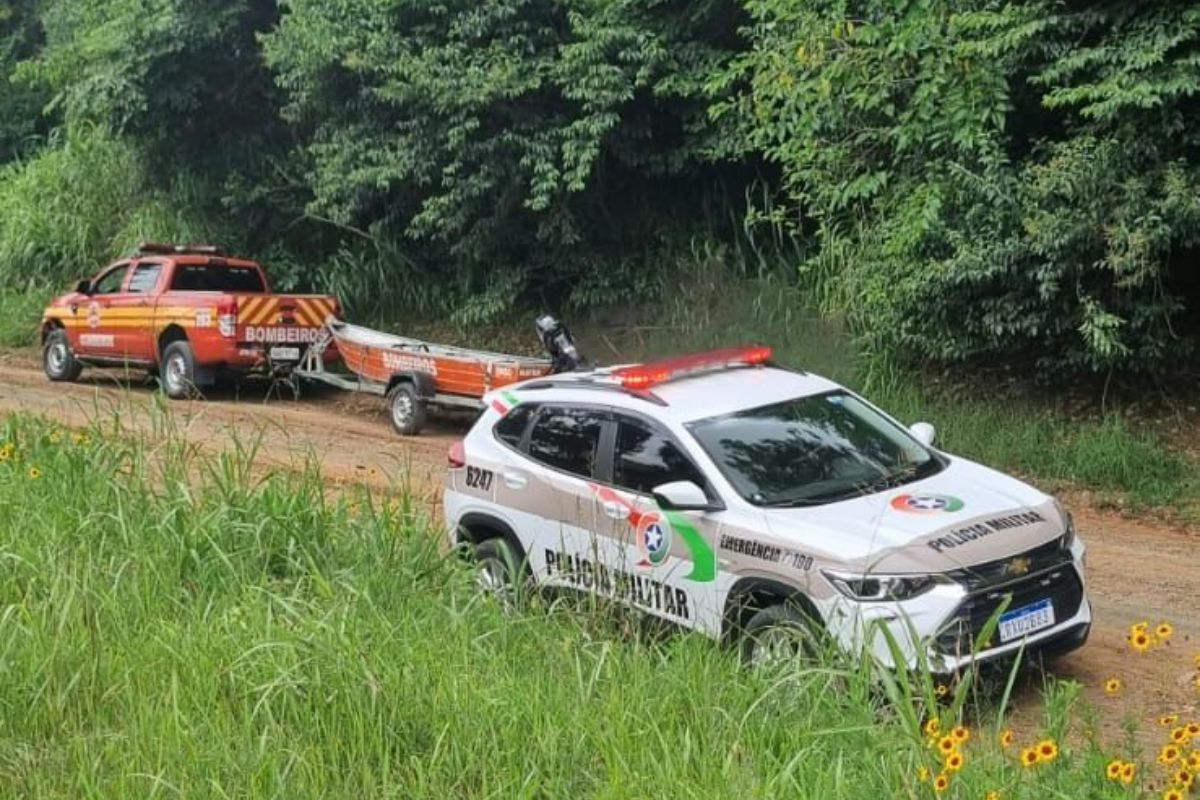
left=822, top=569, right=938, bottom=602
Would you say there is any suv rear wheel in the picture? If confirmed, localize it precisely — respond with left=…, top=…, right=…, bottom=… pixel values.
left=43, top=329, right=83, bottom=382
left=473, top=538, right=524, bottom=609
left=741, top=602, right=822, bottom=669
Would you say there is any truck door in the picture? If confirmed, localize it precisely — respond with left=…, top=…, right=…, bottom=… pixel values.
left=75, top=262, right=131, bottom=359
left=112, top=260, right=164, bottom=363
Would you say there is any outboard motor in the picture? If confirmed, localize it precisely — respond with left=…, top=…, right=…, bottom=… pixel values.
left=535, top=314, right=584, bottom=373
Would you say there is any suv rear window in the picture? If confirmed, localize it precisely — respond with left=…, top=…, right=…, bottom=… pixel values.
left=170, top=264, right=265, bottom=293
left=526, top=407, right=605, bottom=478
left=494, top=404, right=536, bottom=448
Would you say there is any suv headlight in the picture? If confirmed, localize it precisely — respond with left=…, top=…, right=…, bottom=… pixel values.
left=1053, top=498, right=1076, bottom=551
left=822, top=569, right=939, bottom=602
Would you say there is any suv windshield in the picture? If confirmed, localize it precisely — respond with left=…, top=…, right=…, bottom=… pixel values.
left=687, top=391, right=943, bottom=507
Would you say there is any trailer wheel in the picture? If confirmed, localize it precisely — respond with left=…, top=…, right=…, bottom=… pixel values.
left=388, top=382, right=427, bottom=436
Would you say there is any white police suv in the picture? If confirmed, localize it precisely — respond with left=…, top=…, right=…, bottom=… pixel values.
left=443, top=346, right=1090, bottom=670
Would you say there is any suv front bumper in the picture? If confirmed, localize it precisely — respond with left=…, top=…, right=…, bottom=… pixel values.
left=823, top=539, right=1090, bottom=672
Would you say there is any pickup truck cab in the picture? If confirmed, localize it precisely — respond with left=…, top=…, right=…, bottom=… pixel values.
left=41, top=243, right=340, bottom=398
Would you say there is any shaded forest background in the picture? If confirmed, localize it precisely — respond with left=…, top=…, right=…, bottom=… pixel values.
left=2, top=0, right=1199, bottom=376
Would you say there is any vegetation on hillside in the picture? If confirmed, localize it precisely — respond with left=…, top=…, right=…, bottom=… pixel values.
left=2, top=0, right=1200, bottom=375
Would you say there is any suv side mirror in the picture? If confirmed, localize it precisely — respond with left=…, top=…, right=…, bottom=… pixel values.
left=652, top=480, right=718, bottom=512
left=909, top=422, right=937, bottom=447
left=74, top=279, right=93, bottom=296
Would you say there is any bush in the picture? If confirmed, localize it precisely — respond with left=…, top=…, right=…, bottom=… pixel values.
left=720, top=0, right=1200, bottom=374
left=0, top=128, right=242, bottom=286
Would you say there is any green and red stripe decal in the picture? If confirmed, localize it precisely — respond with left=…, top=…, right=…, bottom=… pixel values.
left=491, top=390, right=521, bottom=416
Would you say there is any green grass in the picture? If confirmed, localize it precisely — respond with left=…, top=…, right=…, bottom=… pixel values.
left=0, top=286, right=49, bottom=348
left=0, top=413, right=1151, bottom=798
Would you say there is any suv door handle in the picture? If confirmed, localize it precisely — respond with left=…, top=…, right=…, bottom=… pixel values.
left=602, top=501, right=627, bottom=520
left=502, top=470, right=528, bottom=490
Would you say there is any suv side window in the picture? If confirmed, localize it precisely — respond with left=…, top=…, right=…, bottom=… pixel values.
left=526, top=406, right=606, bottom=478
left=613, top=414, right=707, bottom=495
left=494, top=404, right=537, bottom=448
left=93, top=263, right=130, bottom=295
left=128, top=262, right=163, bottom=294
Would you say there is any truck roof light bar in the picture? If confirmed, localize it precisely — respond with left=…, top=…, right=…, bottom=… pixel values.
left=137, top=242, right=226, bottom=256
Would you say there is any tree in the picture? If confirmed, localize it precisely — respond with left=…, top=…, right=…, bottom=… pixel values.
left=0, top=0, right=48, bottom=163
left=265, top=0, right=741, bottom=321
left=718, top=0, right=1200, bottom=373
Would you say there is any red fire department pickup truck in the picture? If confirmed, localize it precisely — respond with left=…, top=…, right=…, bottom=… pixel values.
left=40, top=243, right=340, bottom=398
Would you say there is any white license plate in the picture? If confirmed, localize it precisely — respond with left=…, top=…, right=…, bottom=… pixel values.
left=998, top=598, right=1055, bottom=643
left=269, top=346, right=301, bottom=362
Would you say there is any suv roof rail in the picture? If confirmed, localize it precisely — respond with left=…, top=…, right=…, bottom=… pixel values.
left=137, top=242, right=226, bottom=257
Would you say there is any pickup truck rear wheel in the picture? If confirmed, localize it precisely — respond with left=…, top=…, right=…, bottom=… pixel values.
left=388, top=382, right=427, bottom=436
left=741, top=602, right=822, bottom=669
left=43, top=329, right=83, bottom=382
left=161, top=341, right=198, bottom=399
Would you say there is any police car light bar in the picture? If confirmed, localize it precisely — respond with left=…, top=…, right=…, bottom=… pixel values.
left=612, top=345, right=773, bottom=390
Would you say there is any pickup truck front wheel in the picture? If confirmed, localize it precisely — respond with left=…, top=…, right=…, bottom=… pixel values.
left=161, top=341, right=199, bottom=399
left=43, top=329, right=83, bottom=382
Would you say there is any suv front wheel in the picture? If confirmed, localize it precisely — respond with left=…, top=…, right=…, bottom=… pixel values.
left=741, top=602, right=822, bottom=669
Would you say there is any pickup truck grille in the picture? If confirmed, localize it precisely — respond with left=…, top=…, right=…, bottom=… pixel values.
left=935, top=557, right=1083, bottom=657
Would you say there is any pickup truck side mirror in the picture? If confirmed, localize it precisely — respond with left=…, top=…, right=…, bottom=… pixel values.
left=652, top=480, right=721, bottom=513
left=74, top=279, right=93, bottom=296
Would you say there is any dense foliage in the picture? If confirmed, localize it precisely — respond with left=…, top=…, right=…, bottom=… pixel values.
left=1, top=0, right=1199, bottom=373
left=263, top=0, right=741, bottom=321
left=721, top=0, right=1200, bottom=372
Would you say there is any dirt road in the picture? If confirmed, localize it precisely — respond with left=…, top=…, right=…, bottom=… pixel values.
left=1, top=348, right=1196, bottom=740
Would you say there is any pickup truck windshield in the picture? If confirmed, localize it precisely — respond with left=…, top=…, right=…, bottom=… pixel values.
left=170, top=264, right=265, bottom=293
left=687, top=391, right=943, bottom=507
